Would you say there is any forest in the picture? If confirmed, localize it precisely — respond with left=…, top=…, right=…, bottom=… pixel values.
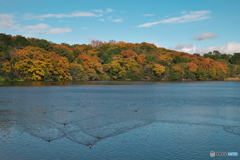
left=0, top=33, right=240, bottom=81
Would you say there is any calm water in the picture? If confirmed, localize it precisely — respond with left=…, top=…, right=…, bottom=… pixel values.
left=0, top=81, right=240, bottom=160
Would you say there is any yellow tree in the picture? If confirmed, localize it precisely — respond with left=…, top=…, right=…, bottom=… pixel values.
left=153, top=63, right=165, bottom=75
left=159, top=53, right=173, bottom=65
left=77, top=54, right=103, bottom=80
left=146, top=63, right=165, bottom=76
left=104, top=55, right=140, bottom=80
left=14, top=59, right=47, bottom=80
left=11, top=46, right=71, bottom=81
left=1, top=61, right=11, bottom=73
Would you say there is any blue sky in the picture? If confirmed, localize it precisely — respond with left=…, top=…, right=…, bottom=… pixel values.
left=1, top=0, right=240, bottom=54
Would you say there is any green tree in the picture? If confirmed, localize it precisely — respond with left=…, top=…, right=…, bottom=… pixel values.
left=229, top=53, right=240, bottom=64
left=14, top=35, right=30, bottom=49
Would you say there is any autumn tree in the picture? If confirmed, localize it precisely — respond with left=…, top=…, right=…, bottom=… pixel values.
left=0, top=33, right=233, bottom=81
left=10, top=46, right=71, bottom=81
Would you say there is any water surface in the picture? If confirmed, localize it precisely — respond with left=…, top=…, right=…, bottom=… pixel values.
left=0, top=81, right=240, bottom=159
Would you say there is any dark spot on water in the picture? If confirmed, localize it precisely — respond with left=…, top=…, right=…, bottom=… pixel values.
left=87, top=143, right=92, bottom=149
left=97, top=136, right=102, bottom=139
left=47, top=139, right=51, bottom=142
left=134, top=110, right=138, bottom=112
left=43, top=112, right=46, bottom=114
left=69, top=111, right=73, bottom=112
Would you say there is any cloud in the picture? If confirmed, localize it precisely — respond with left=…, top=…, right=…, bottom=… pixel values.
left=170, top=42, right=240, bottom=54
left=93, top=9, right=103, bottom=13
left=138, top=21, right=160, bottom=28
left=181, top=11, right=187, bottom=14
left=23, top=23, right=49, bottom=30
left=99, top=19, right=105, bottom=22
left=192, top=32, right=217, bottom=40
left=138, top=10, right=211, bottom=27
left=23, top=13, right=38, bottom=20
left=42, top=28, right=72, bottom=35
left=106, top=8, right=114, bottom=12
left=82, top=27, right=88, bottom=30
left=107, top=17, right=123, bottom=22
left=37, top=11, right=102, bottom=19
left=196, top=42, right=240, bottom=54
left=170, top=43, right=197, bottom=53
left=151, top=41, right=162, bottom=47
left=21, top=23, right=71, bottom=36
left=93, top=8, right=114, bottom=13
left=23, top=34, right=37, bottom=37
left=0, top=14, right=20, bottom=29
left=0, top=14, right=72, bottom=35
left=142, top=14, right=154, bottom=16
left=112, top=19, right=123, bottom=22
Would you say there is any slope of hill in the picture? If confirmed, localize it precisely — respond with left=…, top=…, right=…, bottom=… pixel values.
left=0, top=33, right=239, bottom=81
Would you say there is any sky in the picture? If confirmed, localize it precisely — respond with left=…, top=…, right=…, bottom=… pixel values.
left=0, top=0, right=240, bottom=54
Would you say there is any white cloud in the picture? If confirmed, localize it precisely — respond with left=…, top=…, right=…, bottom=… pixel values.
left=23, top=13, right=36, bottom=20
left=151, top=41, right=162, bottom=47
left=23, top=34, right=36, bottom=37
left=21, top=23, right=72, bottom=35
left=138, top=10, right=211, bottom=27
left=99, top=19, right=105, bottom=22
left=43, top=28, right=72, bottom=34
left=93, top=9, right=103, bottom=13
left=24, top=23, right=49, bottom=30
left=138, top=21, right=160, bottom=28
left=181, top=11, right=187, bottom=14
left=170, top=42, right=240, bottom=54
left=93, top=8, right=114, bottom=13
left=106, top=8, right=114, bottom=12
left=192, top=32, right=217, bottom=40
left=112, top=19, right=123, bottom=22
left=82, top=27, right=89, bottom=30
left=196, top=42, right=240, bottom=54
left=143, top=14, right=154, bottom=16
left=0, top=14, right=20, bottom=29
left=107, top=17, right=123, bottom=22
left=37, top=11, right=102, bottom=19
left=0, top=13, right=72, bottom=36
left=170, top=43, right=197, bottom=53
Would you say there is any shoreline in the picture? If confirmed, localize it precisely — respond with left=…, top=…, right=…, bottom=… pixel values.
left=224, top=77, right=240, bottom=81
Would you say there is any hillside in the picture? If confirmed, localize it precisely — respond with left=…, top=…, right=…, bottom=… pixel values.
left=0, top=33, right=240, bottom=81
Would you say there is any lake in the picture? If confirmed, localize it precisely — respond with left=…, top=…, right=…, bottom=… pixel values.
left=0, top=81, right=240, bottom=160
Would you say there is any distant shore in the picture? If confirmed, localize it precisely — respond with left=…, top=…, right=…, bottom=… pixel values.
left=224, top=77, right=240, bottom=81
left=0, top=78, right=240, bottom=82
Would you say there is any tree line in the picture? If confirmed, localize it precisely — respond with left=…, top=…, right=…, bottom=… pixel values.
left=0, top=33, right=239, bottom=81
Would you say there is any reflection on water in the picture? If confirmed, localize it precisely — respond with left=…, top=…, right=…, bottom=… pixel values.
left=0, top=81, right=75, bottom=87
left=7, top=106, right=154, bottom=146
left=0, top=81, right=240, bottom=159
left=0, top=81, right=150, bottom=86
left=0, top=80, right=200, bottom=87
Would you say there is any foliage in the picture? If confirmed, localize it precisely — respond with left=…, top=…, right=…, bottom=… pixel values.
left=0, top=33, right=237, bottom=81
